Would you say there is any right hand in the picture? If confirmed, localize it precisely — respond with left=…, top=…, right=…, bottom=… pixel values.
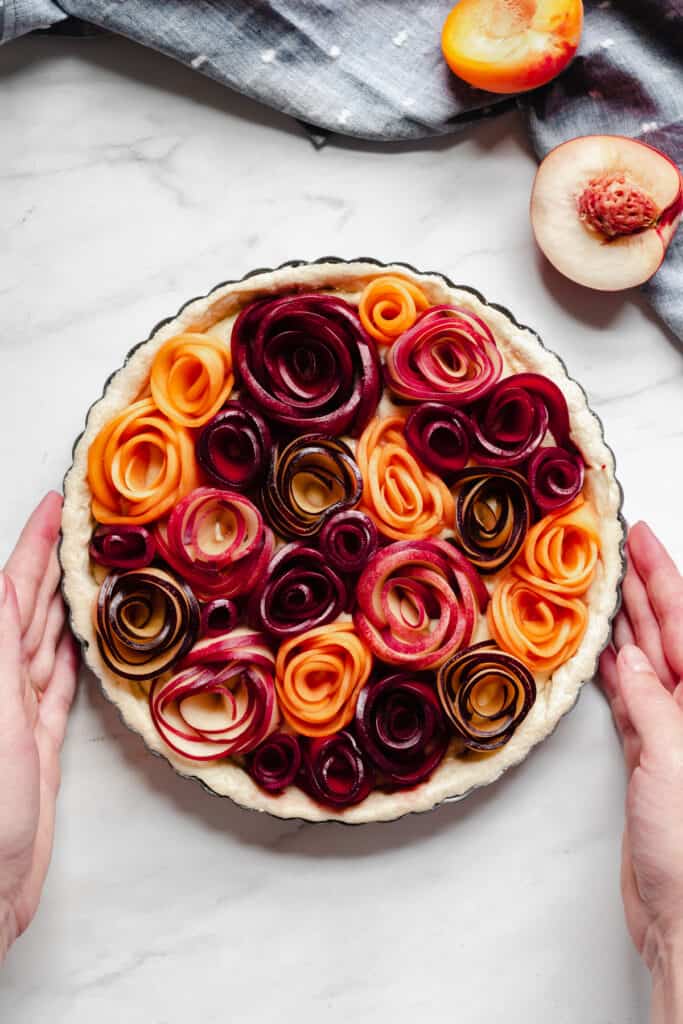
left=599, top=522, right=683, bottom=986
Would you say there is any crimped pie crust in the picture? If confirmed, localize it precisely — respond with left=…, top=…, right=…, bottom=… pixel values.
left=61, top=261, right=624, bottom=823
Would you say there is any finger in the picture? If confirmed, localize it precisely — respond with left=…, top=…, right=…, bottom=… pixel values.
left=12, top=631, right=78, bottom=937
left=599, top=646, right=641, bottom=773
left=0, top=572, right=29, bottom=749
left=22, top=547, right=62, bottom=660
left=674, top=682, right=683, bottom=713
left=617, top=645, right=683, bottom=771
left=29, top=593, right=66, bottom=694
left=613, top=609, right=636, bottom=651
left=622, top=724, right=642, bottom=777
left=13, top=727, right=61, bottom=937
left=598, top=643, right=619, bottom=701
left=621, top=556, right=677, bottom=691
left=614, top=694, right=642, bottom=777
left=628, top=522, right=683, bottom=681
left=3, top=492, right=63, bottom=635
left=620, top=834, right=649, bottom=956
left=39, top=630, right=79, bottom=751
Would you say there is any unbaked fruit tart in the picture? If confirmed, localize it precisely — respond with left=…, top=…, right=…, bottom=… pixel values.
left=61, top=259, right=625, bottom=823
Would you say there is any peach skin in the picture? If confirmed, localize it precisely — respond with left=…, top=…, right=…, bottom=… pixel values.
left=441, top=0, right=583, bottom=95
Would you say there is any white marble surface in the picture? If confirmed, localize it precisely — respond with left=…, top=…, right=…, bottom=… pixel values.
left=1, top=32, right=681, bottom=1024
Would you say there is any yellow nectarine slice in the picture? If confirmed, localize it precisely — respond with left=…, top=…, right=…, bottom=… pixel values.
left=442, top=0, right=583, bottom=94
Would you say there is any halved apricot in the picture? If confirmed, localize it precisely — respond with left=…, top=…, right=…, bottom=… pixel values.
left=442, top=0, right=583, bottom=95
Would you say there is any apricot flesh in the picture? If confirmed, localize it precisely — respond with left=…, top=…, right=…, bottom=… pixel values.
left=442, top=0, right=583, bottom=95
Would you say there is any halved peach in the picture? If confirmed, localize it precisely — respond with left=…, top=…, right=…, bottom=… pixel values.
left=531, top=135, right=683, bottom=291
left=442, top=0, right=583, bottom=94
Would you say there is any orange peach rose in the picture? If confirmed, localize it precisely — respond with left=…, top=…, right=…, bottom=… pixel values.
left=88, top=398, right=199, bottom=525
left=275, top=622, right=372, bottom=738
left=358, top=275, right=429, bottom=345
left=488, top=575, right=588, bottom=674
left=357, top=415, right=454, bottom=541
left=514, top=495, right=600, bottom=598
left=150, top=332, right=234, bottom=428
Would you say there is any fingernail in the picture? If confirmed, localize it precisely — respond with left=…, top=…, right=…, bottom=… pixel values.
left=619, top=644, right=652, bottom=674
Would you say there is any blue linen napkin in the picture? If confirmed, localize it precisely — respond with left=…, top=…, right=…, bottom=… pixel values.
left=2, top=0, right=681, bottom=338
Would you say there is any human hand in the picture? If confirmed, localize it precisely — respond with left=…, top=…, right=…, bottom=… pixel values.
left=599, top=522, right=683, bottom=1021
left=0, top=492, right=79, bottom=963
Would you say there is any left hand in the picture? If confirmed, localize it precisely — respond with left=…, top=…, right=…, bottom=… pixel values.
left=0, top=492, right=79, bottom=962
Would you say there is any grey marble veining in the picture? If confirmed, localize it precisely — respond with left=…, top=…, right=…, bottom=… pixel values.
left=1, top=33, right=678, bottom=1024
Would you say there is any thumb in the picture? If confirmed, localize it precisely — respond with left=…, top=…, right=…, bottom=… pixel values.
left=617, top=645, right=683, bottom=770
left=0, top=571, right=25, bottom=729
left=674, top=681, right=683, bottom=713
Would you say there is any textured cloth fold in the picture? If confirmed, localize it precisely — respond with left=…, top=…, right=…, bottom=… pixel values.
left=0, top=0, right=66, bottom=39
left=2, top=0, right=681, bottom=337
